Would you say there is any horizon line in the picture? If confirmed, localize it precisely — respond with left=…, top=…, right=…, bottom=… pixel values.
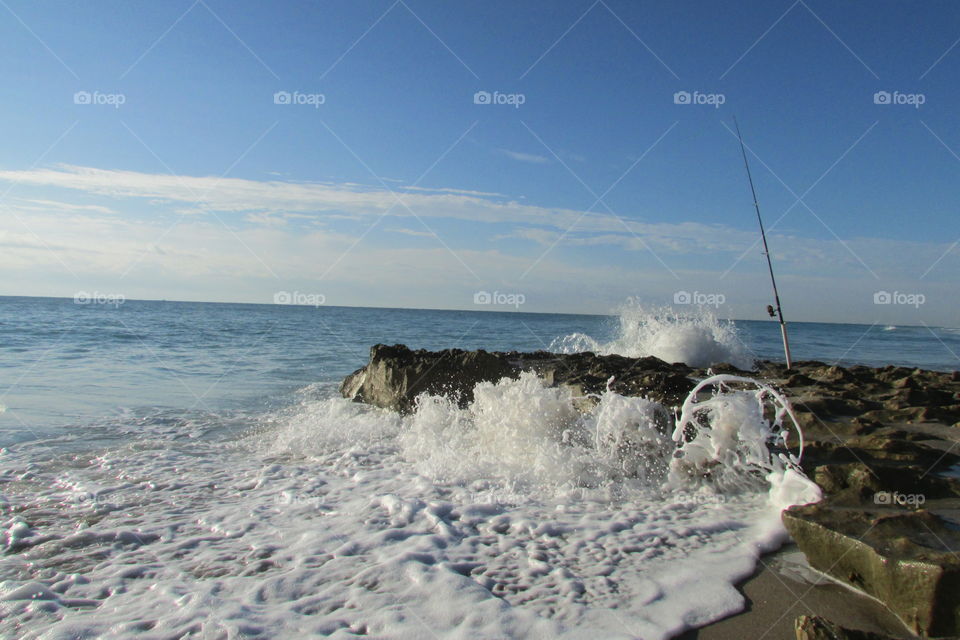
left=0, top=294, right=946, bottom=330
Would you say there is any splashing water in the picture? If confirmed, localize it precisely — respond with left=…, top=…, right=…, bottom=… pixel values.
left=400, top=372, right=679, bottom=490
left=551, top=299, right=754, bottom=369
left=402, top=371, right=816, bottom=504
left=668, top=375, right=812, bottom=503
left=0, top=373, right=819, bottom=640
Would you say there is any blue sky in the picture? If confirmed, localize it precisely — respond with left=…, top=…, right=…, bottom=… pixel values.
left=0, top=0, right=958, bottom=325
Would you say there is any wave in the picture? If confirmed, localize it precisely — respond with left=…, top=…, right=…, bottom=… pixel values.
left=1, top=374, right=818, bottom=640
left=551, top=299, right=754, bottom=369
left=398, top=371, right=815, bottom=503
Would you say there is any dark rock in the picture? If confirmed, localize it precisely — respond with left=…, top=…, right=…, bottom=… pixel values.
left=703, top=362, right=748, bottom=374
left=794, top=615, right=896, bottom=640
left=340, top=344, right=518, bottom=414
left=340, top=344, right=696, bottom=413
left=786, top=373, right=818, bottom=387
left=893, top=376, right=919, bottom=390
left=811, top=461, right=960, bottom=502
left=783, top=502, right=960, bottom=637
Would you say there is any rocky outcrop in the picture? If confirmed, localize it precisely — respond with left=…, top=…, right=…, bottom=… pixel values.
left=340, top=344, right=518, bottom=414
left=783, top=505, right=960, bottom=637
left=340, top=343, right=698, bottom=414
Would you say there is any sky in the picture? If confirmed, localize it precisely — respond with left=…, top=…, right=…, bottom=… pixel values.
left=0, top=0, right=958, bottom=326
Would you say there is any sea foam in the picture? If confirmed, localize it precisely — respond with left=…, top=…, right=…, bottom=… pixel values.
left=0, top=372, right=819, bottom=640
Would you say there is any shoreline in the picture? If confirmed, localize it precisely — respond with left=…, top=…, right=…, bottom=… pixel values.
left=683, top=544, right=914, bottom=639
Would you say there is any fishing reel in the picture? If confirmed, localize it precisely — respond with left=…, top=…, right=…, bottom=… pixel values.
left=766, top=304, right=776, bottom=318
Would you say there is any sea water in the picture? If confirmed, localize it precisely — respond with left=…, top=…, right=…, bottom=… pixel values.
left=0, top=296, right=954, bottom=639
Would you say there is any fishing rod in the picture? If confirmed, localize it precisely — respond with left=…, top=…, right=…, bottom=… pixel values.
left=733, top=117, right=793, bottom=369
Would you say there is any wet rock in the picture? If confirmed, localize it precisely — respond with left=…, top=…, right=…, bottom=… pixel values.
left=786, top=373, right=818, bottom=387
left=340, top=344, right=518, bottom=414
left=783, top=503, right=960, bottom=637
left=794, top=615, right=896, bottom=640
left=811, top=461, right=960, bottom=502
left=892, top=376, right=919, bottom=390
left=340, top=344, right=696, bottom=414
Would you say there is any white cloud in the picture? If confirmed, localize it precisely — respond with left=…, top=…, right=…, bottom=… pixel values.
left=0, top=164, right=956, bottom=324
left=14, top=197, right=117, bottom=215
left=387, top=227, right=437, bottom=238
left=0, top=164, right=755, bottom=256
left=499, top=149, right=551, bottom=164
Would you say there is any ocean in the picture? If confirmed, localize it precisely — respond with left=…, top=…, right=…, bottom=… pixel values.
left=0, top=296, right=955, bottom=639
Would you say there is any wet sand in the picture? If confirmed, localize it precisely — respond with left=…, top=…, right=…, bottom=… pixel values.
left=682, top=545, right=914, bottom=640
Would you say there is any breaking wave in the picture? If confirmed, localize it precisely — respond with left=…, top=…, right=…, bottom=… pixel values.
left=551, top=299, right=754, bottom=369
left=1, top=373, right=818, bottom=640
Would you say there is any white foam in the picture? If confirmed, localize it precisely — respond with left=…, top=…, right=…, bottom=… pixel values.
left=552, top=299, right=754, bottom=369
left=0, top=375, right=819, bottom=640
